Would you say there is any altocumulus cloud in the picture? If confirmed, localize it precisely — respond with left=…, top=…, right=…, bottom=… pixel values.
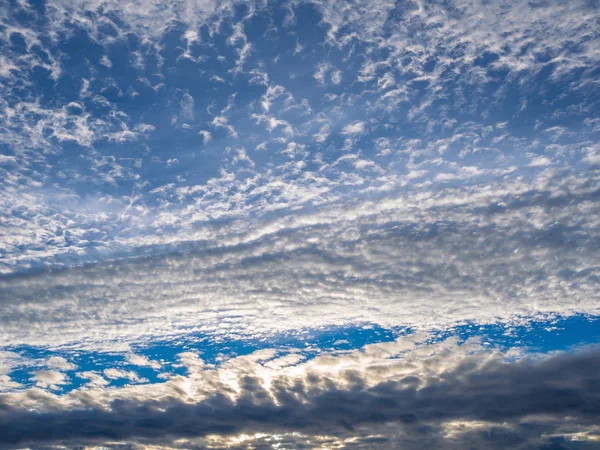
left=1, top=169, right=598, bottom=349
left=0, top=0, right=599, bottom=448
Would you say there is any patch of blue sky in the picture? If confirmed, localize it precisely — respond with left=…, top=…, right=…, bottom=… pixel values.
left=6, top=314, right=599, bottom=392
left=430, top=314, right=600, bottom=353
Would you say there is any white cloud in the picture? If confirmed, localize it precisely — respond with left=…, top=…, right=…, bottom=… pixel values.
left=377, top=72, right=395, bottom=90
left=103, top=368, right=144, bottom=382
left=314, top=63, right=330, bottom=84
left=0, top=374, right=22, bottom=391
left=45, top=356, right=77, bottom=371
left=180, top=92, right=195, bottom=121
left=331, top=69, right=342, bottom=85
left=199, top=130, right=212, bottom=142
left=0, top=55, right=17, bottom=78
left=528, top=156, right=553, bottom=167
left=77, top=371, right=109, bottom=387
left=126, top=353, right=161, bottom=370
left=30, top=370, right=69, bottom=390
left=341, top=121, right=366, bottom=135
left=313, top=123, right=331, bottom=143
left=99, top=55, right=112, bottom=68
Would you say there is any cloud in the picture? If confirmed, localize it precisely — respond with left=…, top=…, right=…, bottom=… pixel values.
left=331, top=69, right=342, bottom=85
left=99, top=55, right=113, bottom=68
left=0, top=163, right=598, bottom=350
left=29, top=370, right=69, bottom=390
left=313, top=63, right=330, bottom=84
left=0, top=4, right=599, bottom=448
left=126, top=354, right=162, bottom=370
left=528, top=155, right=553, bottom=167
left=45, top=356, right=77, bottom=371
left=0, top=351, right=26, bottom=392
left=103, top=368, right=144, bottom=383
left=0, top=375, right=22, bottom=391
left=313, top=123, right=331, bottom=142
left=199, top=130, right=212, bottom=142
left=2, top=338, right=600, bottom=448
left=179, top=92, right=195, bottom=122
left=341, top=121, right=366, bottom=135
left=77, top=371, right=109, bottom=388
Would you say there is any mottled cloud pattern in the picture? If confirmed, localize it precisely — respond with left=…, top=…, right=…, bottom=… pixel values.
left=0, top=0, right=599, bottom=448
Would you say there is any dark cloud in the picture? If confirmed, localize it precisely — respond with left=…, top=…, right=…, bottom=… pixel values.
left=1, top=346, right=599, bottom=449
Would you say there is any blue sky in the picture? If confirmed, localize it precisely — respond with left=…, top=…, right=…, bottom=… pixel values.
left=1, top=0, right=600, bottom=448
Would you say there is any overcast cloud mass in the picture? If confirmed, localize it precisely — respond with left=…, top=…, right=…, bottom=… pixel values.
left=0, top=0, right=600, bottom=448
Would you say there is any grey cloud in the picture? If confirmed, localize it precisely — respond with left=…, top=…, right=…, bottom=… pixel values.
left=1, top=343, right=600, bottom=449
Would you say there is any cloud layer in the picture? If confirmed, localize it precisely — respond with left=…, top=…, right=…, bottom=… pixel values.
left=1, top=0, right=600, bottom=447
left=1, top=165, right=599, bottom=350
left=2, top=336, right=600, bottom=449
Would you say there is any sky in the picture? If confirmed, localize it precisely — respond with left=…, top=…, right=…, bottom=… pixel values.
left=0, top=0, right=599, bottom=448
